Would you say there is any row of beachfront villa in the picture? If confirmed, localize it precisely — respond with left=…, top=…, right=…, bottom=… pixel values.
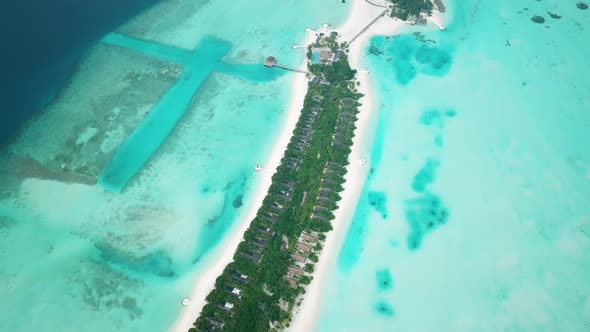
left=192, top=30, right=362, bottom=331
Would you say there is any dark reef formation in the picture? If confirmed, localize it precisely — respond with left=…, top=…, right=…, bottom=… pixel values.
left=531, top=15, right=545, bottom=24
left=577, top=2, right=588, bottom=10
left=376, top=269, right=394, bottom=291
left=375, top=301, right=395, bottom=317
left=368, top=191, right=389, bottom=219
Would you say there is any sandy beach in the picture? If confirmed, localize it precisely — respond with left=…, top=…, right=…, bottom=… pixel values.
left=168, top=33, right=316, bottom=332
left=169, top=1, right=445, bottom=331
left=287, top=1, right=445, bottom=331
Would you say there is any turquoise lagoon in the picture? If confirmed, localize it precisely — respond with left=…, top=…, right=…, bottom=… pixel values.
left=0, top=1, right=350, bottom=331
left=318, top=0, right=590, bottom=331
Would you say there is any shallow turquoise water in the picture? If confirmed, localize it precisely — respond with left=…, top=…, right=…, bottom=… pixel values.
left=99, top=35, right=284, bottom=191
left=0, top=1, right=350, bottom=331
left=318, top=0, right=590, bottom=331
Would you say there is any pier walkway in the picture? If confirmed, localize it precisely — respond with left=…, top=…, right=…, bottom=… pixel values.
left=274, top=64, right=309, bottom=74
left=363, top=0, right=389, bottom=8
left=348, top=9, right=389, bottom=45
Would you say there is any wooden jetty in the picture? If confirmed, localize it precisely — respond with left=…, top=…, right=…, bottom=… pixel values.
left=348, top=9, right=389, bottom=45
left=264, top=56, right=309, bottom=74
left=363, top=0, right=388, bottom=8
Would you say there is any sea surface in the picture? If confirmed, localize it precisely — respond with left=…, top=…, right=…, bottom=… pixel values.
left=318, top=0, right=590, bottom=331
left=0, top=1, right=349, bottom=331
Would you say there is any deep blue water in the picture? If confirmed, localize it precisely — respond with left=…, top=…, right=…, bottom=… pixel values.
left=0, top=0, right=160, bottom=145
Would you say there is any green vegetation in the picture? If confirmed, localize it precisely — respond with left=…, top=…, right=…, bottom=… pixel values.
left=388, top=0, right=433, bottom=21
left=193, top=34, right=362, bottom=331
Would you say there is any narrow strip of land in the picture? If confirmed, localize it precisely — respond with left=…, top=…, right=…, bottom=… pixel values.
left=191, top=33, right=361, bottom=331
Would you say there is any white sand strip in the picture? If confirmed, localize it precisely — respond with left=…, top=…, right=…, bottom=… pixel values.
left=168, top=33, right=316, bottom=332
left=287, top=2, right=446, bottom=331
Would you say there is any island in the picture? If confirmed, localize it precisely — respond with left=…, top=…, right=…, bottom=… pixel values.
left=183, top=1, right=445, bottom=331
left=191, top=32, right=360, bottom=331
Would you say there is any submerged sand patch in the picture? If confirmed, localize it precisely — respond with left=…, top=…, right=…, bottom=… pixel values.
left=8, top=43, right=182, bottom=179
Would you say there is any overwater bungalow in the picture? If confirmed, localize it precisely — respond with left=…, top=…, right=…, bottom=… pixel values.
left=243, top=251, right=262, bottom=264
left=291, top=253, right=306, bottom=263
left=296, top=242, right=311, bottom=253
left=218, top=302, right=234, bottom=312
left=206, top=316, right=225, bottom=329
left=301, top=232, right=318, bottom=243
left=251, top=238, right=267, bottom=249
left=264, top=56, right=277, bottom=67
left=231, top=272, right=249, bottom=283
left=226, top=287, right=242, bottom=298
left=288, top=265, right=304, bottom=276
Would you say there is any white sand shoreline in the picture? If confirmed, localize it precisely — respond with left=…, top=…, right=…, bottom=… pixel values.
left=168, top=34, right=316, bottom=332
left=287, top=1, right=446, bottom=331
left=169, top=1, right=445, bottom=330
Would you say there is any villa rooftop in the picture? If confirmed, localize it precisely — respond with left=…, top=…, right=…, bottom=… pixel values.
left=231, top=272, right=249, bottom=283
left=206, top=316, right=225, bottom=329
left=319, top=50, right=334, bottom=63
left=301, top=232, right=318, bottom=243
left=218, top=302, right=234, bottom=312
left=259, top=227, right=275, bottom=236
left=296, top=242, right=312, bottom=253
left=284, top=277, right=298, bottom=288
left=264, top=56, right=277, bottom=67
left=291, top=253, right=306, bottom=263
left=243, top=251, right=262, bottom=264
left=288, top=265, right=303, bottom=276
